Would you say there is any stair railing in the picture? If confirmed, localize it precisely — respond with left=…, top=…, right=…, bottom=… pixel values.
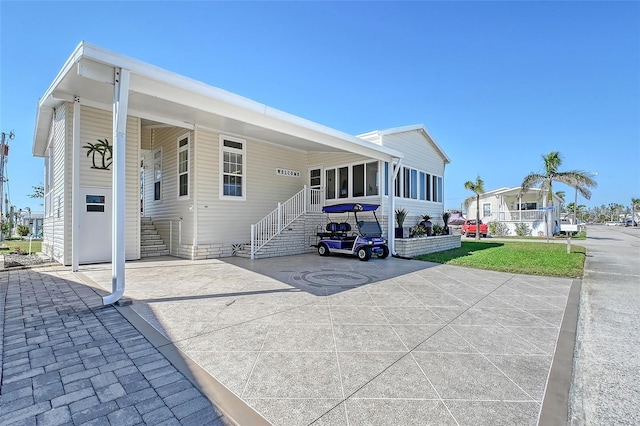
left=250, top=185, right=324, bottom=259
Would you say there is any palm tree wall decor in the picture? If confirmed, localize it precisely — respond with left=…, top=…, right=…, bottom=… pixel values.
left=83, top=138, right=113, bottom=170
left=521, top=151, right=597, bottom=236
left=464, top=175, right=485, bottom=241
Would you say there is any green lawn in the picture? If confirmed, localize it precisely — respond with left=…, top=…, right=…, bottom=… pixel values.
left=416, top=240, right=586, bottom=278
left=0, top=239, right=42, bottom=255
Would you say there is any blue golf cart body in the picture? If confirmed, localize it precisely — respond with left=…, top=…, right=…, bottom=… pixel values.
left=314, top=203, right=389, bottom=261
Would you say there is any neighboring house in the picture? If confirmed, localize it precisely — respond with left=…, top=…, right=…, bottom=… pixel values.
left=465, top=186, right=562, bottom=236
left=19, top=211, right=44, bottom=238
left=31, top=42, right=451, bottom=270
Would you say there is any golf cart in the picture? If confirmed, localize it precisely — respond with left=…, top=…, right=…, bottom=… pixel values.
left=313, top=203, right=389, bottom=261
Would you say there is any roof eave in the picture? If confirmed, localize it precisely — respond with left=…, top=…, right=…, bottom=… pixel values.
left=32, top=41, right=403, bottom=161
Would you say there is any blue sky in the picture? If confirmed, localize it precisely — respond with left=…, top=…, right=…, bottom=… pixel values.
left=1, top=1, right=638, bottom=214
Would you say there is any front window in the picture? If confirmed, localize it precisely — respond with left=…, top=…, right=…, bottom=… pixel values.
left=177, top=134, right=189, bottom=198
left=326, top=169, right=336, bottom=199
left=518, top=202, right=537, bottom=210
left=153, top=149, right=162, bottom=201
left=325, top=161, right=380, bottom=200
left=365, top=162, right=378, bottom=196
left=338, top=167, right=348, bottom=198
left=220, top=135, right=246, bottom=199
left=483, top=203, right=491, bottom=217
left=352, top=164, right=364, bottom=197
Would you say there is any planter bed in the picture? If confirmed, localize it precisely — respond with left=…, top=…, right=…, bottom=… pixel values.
left=395, top=234, right=461, bottom=258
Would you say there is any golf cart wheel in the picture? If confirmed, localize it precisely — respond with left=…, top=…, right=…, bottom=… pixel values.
left=357, top=247, right=372, bottom=261
left=317, top=243, right=330, bottom=257
left=377, top=245, right=389, bottom=259
left=482, top=234, right=487, bottom=238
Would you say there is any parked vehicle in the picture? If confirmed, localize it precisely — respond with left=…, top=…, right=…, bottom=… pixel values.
left=314, top=203, right=389, bottom=261
left=626, top=218, right=638, bottom=227
left=461, top=219, right=488, bottom=238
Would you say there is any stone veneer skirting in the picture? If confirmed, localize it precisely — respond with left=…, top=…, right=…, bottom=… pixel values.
left=161, top=216, right=459, bottom=261
left=394, top=234, right=461, bottom=258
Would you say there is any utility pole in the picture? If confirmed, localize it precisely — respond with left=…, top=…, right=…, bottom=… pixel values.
left=0, top=129, right=15, bottom=244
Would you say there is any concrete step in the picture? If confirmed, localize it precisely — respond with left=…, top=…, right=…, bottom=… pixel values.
left=141, top=245, right=168, bottom=253
left=140, top=217, right=170, bottom=258
left=141, top=234, right=162, bottom=240
left=141, top=250, right=169, bottom=258
left=141, top=241, right=167, bottom=248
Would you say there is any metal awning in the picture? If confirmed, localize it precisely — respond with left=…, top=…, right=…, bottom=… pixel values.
left=33, top=42, right=403, bottom=163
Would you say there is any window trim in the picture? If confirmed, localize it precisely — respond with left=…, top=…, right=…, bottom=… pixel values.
left=153, top=148, right=162, bottom=202
left=176, top=133, right=190, bottom=200
left=219, top=134, right=247, bottom=201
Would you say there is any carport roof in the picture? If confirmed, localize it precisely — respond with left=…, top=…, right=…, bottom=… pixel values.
left=32, top=41, right=404, bottom=162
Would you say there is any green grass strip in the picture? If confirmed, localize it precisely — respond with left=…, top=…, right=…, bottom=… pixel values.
left=416, top=240, right=586, bottom=278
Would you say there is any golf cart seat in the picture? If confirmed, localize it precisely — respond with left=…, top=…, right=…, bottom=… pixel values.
left=317, top=222, right=352, bottom=239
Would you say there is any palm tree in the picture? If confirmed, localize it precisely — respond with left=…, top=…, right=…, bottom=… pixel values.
left=521, top=151, right=597, bottom=236
left=608, top=203, right=623, bottom=222
left=96, top=138, right=113, bottom=169
left=83, top=139, right=113, bottom=169
left=464, top=176, right=485, bottom=241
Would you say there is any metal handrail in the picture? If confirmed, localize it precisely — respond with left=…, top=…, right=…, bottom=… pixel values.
left=250, top=186, right=324, bottom=258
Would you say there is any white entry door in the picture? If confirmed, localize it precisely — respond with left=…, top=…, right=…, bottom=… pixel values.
left=309, top=166, right=323, bottom=206
left=79, top=187, right=112, bottom=263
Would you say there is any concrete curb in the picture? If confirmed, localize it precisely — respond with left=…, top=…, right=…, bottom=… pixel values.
left=538, top=278, right=582, bottom=425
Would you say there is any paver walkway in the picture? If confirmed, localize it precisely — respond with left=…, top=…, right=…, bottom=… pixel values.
left=0, top=267, right=231, bottom=425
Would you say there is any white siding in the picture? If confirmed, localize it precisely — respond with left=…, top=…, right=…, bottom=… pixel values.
left=382, top=131, right=445, bottom=176
left=45, top=103, right=67, bottom=264
left=62, top=105, right=141, bottom=263
left=195, top=127, right=307, bottom=245
left=380, top=131, right=447, bottom=226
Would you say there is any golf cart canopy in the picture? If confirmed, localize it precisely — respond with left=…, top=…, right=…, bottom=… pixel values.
left=322, top=203, right=380, bottom=214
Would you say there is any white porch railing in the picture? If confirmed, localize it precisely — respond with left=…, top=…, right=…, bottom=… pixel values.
left=498, top=210, right=547, bottom=221
left=250, top=186, right=324, bottom=259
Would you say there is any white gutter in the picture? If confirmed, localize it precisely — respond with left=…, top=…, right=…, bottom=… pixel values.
left=72, top=98, right=80, bottom=271
left=103, top=68, right=130, bottom=306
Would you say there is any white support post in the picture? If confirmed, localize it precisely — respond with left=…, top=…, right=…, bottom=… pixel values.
left=251, top=224, right=255, bottom=260
left=103, top=68, right=130, bottom=306
left=277, top=202, right=282, bottom=232
left=303, top=185, right=308, bottom=213
left=388, top=157, right=402, bottom=255
left=72, top=97, right=81, bottom=271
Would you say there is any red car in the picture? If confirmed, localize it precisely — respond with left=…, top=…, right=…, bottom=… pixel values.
left=461, top=219, right=488, bottom=238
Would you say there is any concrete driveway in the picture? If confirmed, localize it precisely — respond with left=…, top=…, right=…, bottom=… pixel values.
left=79, top=252, right=574, bottom=425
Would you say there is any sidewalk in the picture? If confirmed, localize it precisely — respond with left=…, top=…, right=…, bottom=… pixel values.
left=569, top=225, right=640, bottom=425
left=0, top=266, right=234, bottom=426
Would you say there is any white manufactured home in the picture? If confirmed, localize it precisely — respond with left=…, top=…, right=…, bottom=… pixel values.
left=32, top=42, right=451, bottom=277
left=465, top=186, right=563, bottom=236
